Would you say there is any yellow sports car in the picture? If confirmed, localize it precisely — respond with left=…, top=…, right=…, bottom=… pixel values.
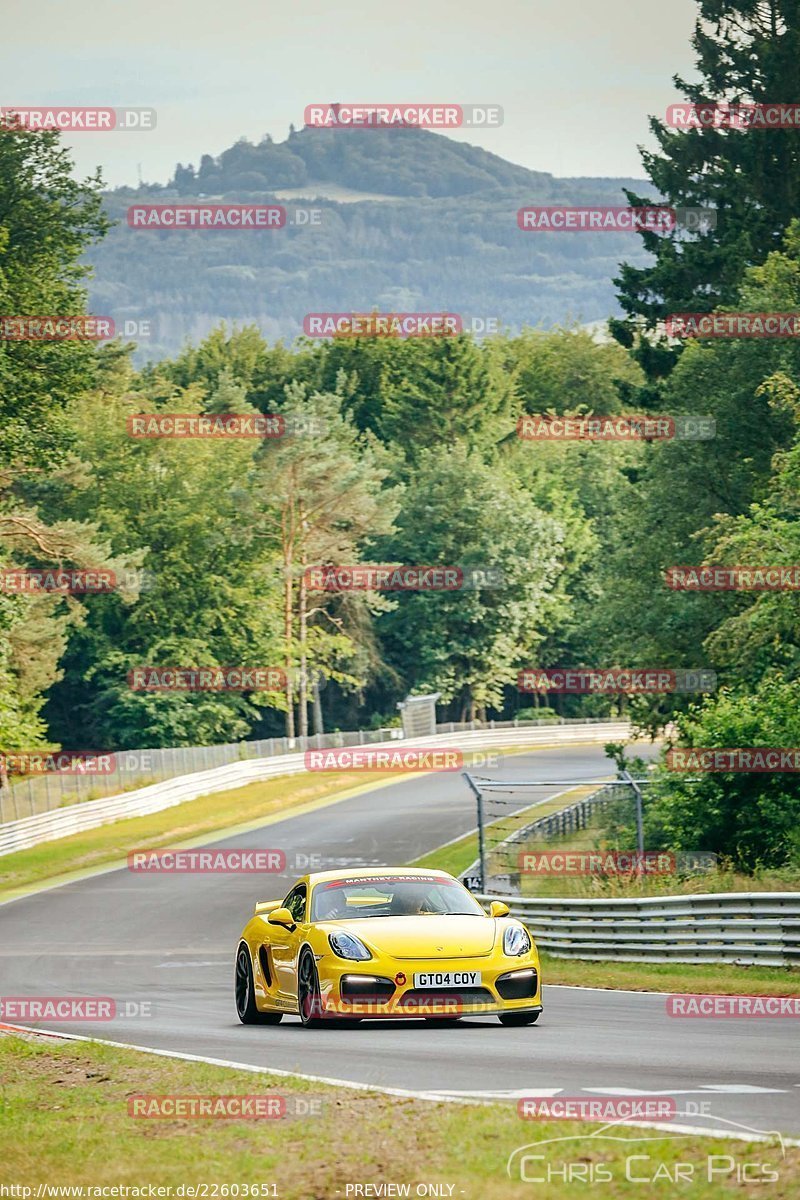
left=234, top=867, right=542, bottom=1027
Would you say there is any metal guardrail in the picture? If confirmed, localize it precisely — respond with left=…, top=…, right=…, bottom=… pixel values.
left=0, top=721, right=631, bottom=857
left=0, top=714, right=622, bottom=823
left=481, top=891, right=800, bottom=966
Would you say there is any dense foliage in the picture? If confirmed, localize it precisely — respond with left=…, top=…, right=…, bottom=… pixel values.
left=2, top=0, right=800, bottom=870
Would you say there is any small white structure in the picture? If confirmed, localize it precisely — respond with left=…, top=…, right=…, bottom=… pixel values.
left=397, top=692, right=440, bottom=739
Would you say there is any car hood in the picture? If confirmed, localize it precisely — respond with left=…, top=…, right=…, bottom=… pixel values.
left=321, top=915, right=497, bottom=959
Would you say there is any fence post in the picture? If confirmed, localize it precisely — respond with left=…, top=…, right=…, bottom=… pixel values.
left=620, top=769, right=645, bottom=859
left=463, top=772, right=486, bottom=890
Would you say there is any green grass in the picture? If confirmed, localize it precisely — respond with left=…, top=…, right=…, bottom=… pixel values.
left=0, top=769, right=388, bottom=899
left=1, top=1034, right=796, bottom=1198
left=541, top=951, right=800, bottom=995
left=514, top=815, right=800, bottom=899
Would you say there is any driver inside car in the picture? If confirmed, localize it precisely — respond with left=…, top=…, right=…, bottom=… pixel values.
left=314, top=888, right=349, bottom=919
left=389, top=887, right=428, bottom=915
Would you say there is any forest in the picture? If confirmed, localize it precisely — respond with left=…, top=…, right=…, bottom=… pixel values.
left=2, top=0, right=800, bottom=870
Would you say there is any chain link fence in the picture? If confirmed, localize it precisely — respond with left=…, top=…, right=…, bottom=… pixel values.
left=463, top=772, right=717, bottom=896
left=462, top=776, right=638, bottom=895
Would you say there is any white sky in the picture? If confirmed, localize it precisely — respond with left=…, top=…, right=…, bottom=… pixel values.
left=2, top=0, right=699, bottom=186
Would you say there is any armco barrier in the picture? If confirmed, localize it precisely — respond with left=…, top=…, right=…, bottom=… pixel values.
left=484, top=891, right=800, bottom=967
left=0, top=716, right=624, bottom=822
left=0, top=721, right=630, bottom=857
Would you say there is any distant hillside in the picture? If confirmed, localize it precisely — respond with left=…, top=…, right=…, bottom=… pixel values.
left=88, top=125, right=653, bottom=361
left=167, top=124, right=557, bottom=199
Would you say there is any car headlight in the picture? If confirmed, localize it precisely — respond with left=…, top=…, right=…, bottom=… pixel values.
left=328, top=932, right=372, bottom=960
left=503, top=924, right=532, bottom=957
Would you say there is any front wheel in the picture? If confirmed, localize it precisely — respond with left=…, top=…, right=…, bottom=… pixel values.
left=498, top=1010, right=540, bottom=1027
left=235, top=944, right=283, bottom=1025
left=297, top=951, right=326, bottom=1028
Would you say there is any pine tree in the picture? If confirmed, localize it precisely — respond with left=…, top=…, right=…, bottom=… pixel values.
left=612, top=0, right=800, bottom=379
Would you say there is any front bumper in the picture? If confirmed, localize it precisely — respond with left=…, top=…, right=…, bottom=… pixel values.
left=317, top=955, right=542, bottom=1019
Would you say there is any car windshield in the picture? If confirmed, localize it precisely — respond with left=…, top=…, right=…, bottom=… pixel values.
left=310, top=874, right=485, bottom=921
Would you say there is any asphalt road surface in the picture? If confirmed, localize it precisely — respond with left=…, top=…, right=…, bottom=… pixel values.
left=1, top=744, right=798, bottom=1140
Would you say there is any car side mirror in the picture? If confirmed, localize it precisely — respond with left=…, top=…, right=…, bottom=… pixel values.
left=489, top=900, right=510, bottom=918
left=267, top=907, right=296, bottom=929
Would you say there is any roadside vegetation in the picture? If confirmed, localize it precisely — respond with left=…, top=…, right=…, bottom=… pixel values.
left=2, top=2, right=800, bottom=913
left=2, top=1034, right=797, bottom=1199
left=0, top=742, right=550, bottom=899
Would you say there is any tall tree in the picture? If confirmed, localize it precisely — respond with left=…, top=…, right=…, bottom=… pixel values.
left=36, top=355, right=283, bottom=749
left=0, top=123, right=108, bottom=469
left=0, top=123, right=111, bottom=753
left=612, top=0, right=800, bottom=379
left=319, top=334, right=514, bottom=469
left=377, top=447, right=566, bottom=721
left=246, top=384, right=399, bottom=738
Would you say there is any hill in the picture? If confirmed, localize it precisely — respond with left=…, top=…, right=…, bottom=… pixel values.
left=87, top=125, right=653, bottom=360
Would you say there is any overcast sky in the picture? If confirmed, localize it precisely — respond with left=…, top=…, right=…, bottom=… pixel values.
left=3, top=0, right=699, bottom=187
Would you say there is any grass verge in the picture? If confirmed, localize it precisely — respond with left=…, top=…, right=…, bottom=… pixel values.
left=0, top=770, right=388, bottom=900
left=0, top=1034, right=796, bottom=1199
left=540, top=952, right=800, bottom=995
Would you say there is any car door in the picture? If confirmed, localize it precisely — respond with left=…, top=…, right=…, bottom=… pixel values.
left=268, top=883, right=307, bottom=1001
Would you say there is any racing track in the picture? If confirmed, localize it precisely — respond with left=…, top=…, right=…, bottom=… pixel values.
left=1, top=744, right=798, bottom=1139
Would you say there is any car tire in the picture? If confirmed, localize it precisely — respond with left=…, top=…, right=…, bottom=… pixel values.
left=298, top=950, right=326, bottom=1028
left=498, top=1011, right=540, bottom=1026
left=235, top=943, right=283, bottom=1025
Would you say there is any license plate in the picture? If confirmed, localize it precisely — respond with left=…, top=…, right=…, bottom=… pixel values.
left=413, top=971, right=481, bottom=988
